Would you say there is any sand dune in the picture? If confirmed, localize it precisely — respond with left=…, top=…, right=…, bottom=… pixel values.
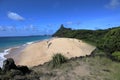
left=14, top=38, right=96, bottom=67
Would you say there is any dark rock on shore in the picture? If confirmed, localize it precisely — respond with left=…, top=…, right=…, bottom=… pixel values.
left=17, top=65, right=30, bottom=74
left=1, top=58, right=30, bottom=74
left=0, top=67, right=1, bottom=71
left=0, top=58, right=30, bottom=80
left=2, top=58, right=17, bottom=72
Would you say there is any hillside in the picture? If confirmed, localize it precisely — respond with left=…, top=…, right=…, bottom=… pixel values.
left=53, top=25, right=120, bottom=61
left=1, top=54, right=120, bottom=80
left=53, top=24, right=120, bottom=45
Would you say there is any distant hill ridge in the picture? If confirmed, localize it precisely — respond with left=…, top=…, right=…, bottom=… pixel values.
left=53, top=24, right=120, bottom=61
left=53, top=24, right=120, bottom=45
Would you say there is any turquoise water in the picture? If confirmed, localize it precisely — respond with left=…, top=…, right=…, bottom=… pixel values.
left=0, top=36, right=51, bottom=52
left=0, top=36, right=51, bottom=67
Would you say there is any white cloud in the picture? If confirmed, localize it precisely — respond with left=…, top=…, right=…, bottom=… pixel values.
left=75, top=22, right=81, bottom=25
left=0, top=26, right=17, bottom=31
left=66, top=22, right=73, bottom=25
left=65, top=21, right=81, bottom=26
left=0, top=26, right=7, bottom=31
left=0, top=26, right=5, bottom=31
left=23, top=25, right=38, bottom=31
left=105, top=0, right=120, bottom=9
left=66, top=21, right=73, bottom=25
left=29, top=25, right=36, bottom=31
left=7, top=11, right=25, bottom=21
left=7, top=26, right=17, bottom=31
left=47, top=24, right=53, bottom=27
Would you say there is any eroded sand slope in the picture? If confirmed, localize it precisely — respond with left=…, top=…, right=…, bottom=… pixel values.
left=17, top=38, right=96, bottom=67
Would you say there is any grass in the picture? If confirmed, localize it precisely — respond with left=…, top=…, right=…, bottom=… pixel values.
left=50, top=53, right=68, bottom=68
left=1, top=52, right=120, bottom=80
left=47, top=52, right=120, bottom=80
left=88, top=57, right=120, bottom=80
left=112, top=51, right=120, bottom=61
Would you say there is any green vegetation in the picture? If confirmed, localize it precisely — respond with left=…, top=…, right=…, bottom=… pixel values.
left=97, top=28, right=120, bottom=60
left=32, top=56, right=120, bottom=80
left=50, top=53, right=68, bottom=68
left=98, top=28, right=120, bottom=53
left=53, top=24, right=110, bottom=44
left=53, top=25, right=120, bottom=61
left=112, top=51, right=120, bottom=61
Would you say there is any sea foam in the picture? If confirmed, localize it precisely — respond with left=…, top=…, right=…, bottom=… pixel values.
left=0, top=48, right=11, bottom=67
left=0, top=41, right=35, bottom=67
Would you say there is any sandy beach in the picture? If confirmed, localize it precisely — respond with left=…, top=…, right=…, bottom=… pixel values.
left=5, top=38, right=96, bottom=67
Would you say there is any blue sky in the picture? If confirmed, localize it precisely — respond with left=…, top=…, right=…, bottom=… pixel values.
left=0, top=0, right=120, bottom=36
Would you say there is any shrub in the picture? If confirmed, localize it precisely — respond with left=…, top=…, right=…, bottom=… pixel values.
left=98, top=28, right=120, bottom=53
left=112, top=51, right=120, bottom=61
left=51, top=53, right=68, bottom=68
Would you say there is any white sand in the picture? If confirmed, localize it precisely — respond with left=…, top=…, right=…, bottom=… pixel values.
left=17, top=38, right=96, bottom=67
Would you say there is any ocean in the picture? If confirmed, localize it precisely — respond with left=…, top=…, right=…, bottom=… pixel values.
left=0, top=36, right=51, bottom=67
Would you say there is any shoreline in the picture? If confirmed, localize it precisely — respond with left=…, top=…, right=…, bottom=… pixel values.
left=0, top=42, right=33, bottom=67
left=6, top=37, right=96, bottom=67
left=0, top=37, right=52, bottom=67
left=4, top=46, right=27, bottom=65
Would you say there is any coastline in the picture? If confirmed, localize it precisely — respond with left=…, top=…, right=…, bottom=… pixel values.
left=6, top=38, right=56, bottom=65
left=0, top=41, right=34, bottom=67
left=0, top=37, right=52, bottom=67
left=4, top=46, right=26, bottom=65
left=5, top=37, right=96, bottom=67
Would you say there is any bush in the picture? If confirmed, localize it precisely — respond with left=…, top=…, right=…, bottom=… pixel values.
left=51, top=53, right=68, bottom=68
left=98, top=28, right=120, bottom=54
left=112, top=51, right=120, bottom=61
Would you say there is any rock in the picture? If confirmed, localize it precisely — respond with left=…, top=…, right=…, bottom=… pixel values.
left=0, top=58, right=31, bottom=80
left=2, top=58, right=30, bottom=75
left=17, top=65, right=30, bottom=74
left=0, top=67, right=1, bottom=71
left=0, top=67, right=2, bottom=74
left=2, top=58, right=17, bottom=72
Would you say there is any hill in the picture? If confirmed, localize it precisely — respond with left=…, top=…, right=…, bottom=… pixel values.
left=53, top=24, right=119, bottom=44
left=53, top=25, right=120, bottom=61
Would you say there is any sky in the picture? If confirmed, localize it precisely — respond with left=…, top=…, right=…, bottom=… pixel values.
left=0, top=0, right=120, bottom=36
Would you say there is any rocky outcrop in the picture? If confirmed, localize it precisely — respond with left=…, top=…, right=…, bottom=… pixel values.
left=17, top=65, right=30, bottom=74
left=0, top=58, right=30, bottom=80
left=2, top=58, right=17, bottom=72
left=1, top=58, right=30, bottom=73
